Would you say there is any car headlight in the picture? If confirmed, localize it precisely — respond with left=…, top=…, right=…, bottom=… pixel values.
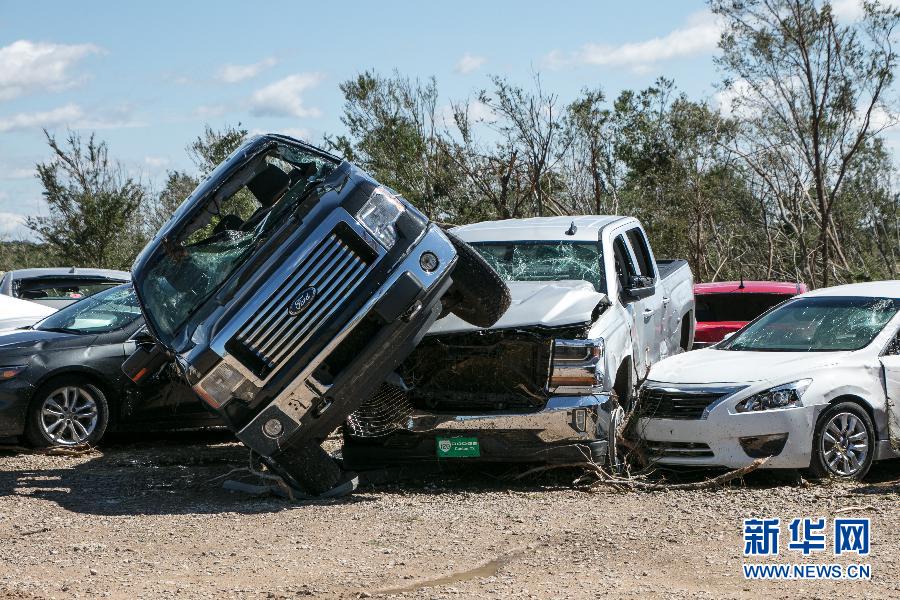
left=356, top=187, right=406, bottom=249
left=0, top=365, right=26, bottom=381
left=735, top=379, right=811, bottom=413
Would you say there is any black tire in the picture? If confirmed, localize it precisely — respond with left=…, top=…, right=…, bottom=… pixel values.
left=270, top=441, right=343, bottom=495
left=807, top=402, right=875, bottom=480
left=25, top=376, right=109, bottom=448
left=442, top=231, right=511, bottom=328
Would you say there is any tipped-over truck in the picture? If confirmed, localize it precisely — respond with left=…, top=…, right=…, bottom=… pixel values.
left=342, top=215, right=695, bottom=466
left=123, top=134, right=509, bottom=494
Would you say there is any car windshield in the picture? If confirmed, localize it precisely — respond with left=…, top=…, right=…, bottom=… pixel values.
left=696, top=293, right=793, bottom=322
left=471, top=241, right=606, bottom=293
left=720, top=295, right=900, bottom=352
left=138, top=141, right=337, bottom=344
left=35, top=285, right=141, bottom=334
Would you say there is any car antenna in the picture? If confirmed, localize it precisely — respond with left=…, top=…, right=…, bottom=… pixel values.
left=738, top=271, right=745, bottom=290
left=565, top=221, right=577, bottom=236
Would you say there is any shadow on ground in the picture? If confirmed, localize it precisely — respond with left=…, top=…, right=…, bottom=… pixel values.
left=1, top=433, right=897, bottom=516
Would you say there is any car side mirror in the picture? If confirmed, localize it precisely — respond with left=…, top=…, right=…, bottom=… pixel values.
left=131, top=327, right=156, bottom=346
left=623, top=275, right=655, bottom=302
left=122, top=342, right=170, bottom=386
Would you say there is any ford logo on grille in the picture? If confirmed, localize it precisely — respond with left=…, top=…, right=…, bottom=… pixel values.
left=288, top=287, right=317, bottom=317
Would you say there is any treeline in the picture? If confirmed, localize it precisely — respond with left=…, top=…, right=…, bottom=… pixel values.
left=3, top=0, right=899, bottom=286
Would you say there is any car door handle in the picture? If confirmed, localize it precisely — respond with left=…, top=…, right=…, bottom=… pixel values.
left=643, top=308, right=654, bottom=316
left=662, top=296, right=670, bottom=305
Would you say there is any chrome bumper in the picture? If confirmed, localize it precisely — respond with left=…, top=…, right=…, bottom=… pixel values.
left=405, top=394, right=615, bottom=444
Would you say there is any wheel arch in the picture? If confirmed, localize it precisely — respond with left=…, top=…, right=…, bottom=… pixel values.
left=825, top=394, right=880, bottom=441
left=28, top=367, right=120, bottom=421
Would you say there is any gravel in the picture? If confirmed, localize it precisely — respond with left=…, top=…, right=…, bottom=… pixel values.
left=0, top=433, right=896, bottom=599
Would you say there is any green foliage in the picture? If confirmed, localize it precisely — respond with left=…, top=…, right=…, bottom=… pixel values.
left=26, top=130, right=147, bottom=270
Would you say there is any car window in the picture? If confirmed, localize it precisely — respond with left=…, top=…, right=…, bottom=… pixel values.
left=35, top=285, right=141, bottom=334
left=885, top=328, right=900, bottom=356
left=625, top=228, right=655, bottom=279
left=612, top=235, right=636, bottom=291
left=722, top=296, right=900, bottom=352
left=471, top=241, right=607, bottom=293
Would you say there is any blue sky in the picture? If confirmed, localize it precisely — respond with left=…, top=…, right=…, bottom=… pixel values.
left=0, top=0, right=875, bottom=239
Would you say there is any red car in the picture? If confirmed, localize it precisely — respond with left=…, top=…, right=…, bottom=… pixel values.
left=693, top=280, right=808, bottom=348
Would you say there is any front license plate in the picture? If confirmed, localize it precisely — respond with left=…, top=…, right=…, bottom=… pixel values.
left=436, top=436, right=480, bottom=458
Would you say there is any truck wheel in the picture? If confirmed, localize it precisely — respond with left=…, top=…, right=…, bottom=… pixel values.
left=442, top=231, right=511, bottom=328
left=806, top=402, right=874, bottom=480
left=269, top=441, right=343, bottom=495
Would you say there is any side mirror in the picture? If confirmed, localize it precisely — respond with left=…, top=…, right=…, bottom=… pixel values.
left=623, top=275, right=655, bottom=302
left=122, top=342, right=170, bottom=386
left=131, top=327, right=156, bottom=346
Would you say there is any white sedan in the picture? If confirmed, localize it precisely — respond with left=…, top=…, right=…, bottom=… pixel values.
left=638, top=280, right=900, bottom=479
left=0, top=293, right=55, bottom=331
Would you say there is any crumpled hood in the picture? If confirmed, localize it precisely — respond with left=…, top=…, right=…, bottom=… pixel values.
left=648, top=348, right=849, bottom=385
left=429, top=280, right=606, bottom=334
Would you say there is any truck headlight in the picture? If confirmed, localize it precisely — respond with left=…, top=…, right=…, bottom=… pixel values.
left=548, top=338, right=604, bottom=394
left=735, top=379, right=811, bottom=413
left=356, top=187, right=406, bottom=249
left=193, top=361, right=244, bottom=409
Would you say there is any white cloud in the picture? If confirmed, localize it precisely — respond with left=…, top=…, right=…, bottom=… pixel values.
left=0, top=211, right=29, bottom=239
left=216, top=57, right=277, bottom=84
left=0, top=103, right=145, bottom=133
left=194, top=104, right=228, bottom=118
left=249, top=73, right=323, bottom=118
left=0, top=104, right=84, bottom=133
left=455, top=53, right=486, bottom=75
left=0, top=40, right=101, bottom=101
left=832, top=0, right=900, bottom=21
left=144, top=156, right=170, bottom=169
left=544, top=11, right=721, bottom=71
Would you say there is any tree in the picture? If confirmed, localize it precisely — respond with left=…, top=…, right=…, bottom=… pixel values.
left=27, top=130, right=148, bottom=270
left=187, top=123, right=248, bottom=176
left=712, top=0, right=900, bottom=286
left=145, top=124, right=247, bottom=235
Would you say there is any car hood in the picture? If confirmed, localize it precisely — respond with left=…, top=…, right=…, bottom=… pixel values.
left=647, top=348, right=850, bottom=385
left=0, top=328, right=93, bottom=355
left=429, top=280, right=606, bottom=334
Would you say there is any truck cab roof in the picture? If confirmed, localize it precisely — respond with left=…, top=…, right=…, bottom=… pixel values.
left=452, top=216, right=632, bottom=243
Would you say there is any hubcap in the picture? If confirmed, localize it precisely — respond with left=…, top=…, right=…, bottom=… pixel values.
left=40, top=386, right=99, bottom=445
left=821, top=412, right=869, bottom=477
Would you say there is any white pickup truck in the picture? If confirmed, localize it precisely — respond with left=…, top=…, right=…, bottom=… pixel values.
left=342, top=215, right=695, bottom=465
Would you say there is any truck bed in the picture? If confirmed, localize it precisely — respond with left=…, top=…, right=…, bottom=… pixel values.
left=657, top=259, right=689, bottom=281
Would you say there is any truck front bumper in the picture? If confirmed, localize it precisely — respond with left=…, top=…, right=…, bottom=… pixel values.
left=342, top=393, right=619, bottom=466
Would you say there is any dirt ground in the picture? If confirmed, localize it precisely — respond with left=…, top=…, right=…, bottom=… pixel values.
left=0, top=433, right=897, bottom=599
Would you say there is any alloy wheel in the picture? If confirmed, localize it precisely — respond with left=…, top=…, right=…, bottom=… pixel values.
left=39, top=386, right=99, bottom=445
left=820, top=411, right=869, bottom=477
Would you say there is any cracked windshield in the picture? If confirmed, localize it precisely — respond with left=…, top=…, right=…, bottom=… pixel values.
left=722, top=296, right=900, bottom=352
left=471, top=241, right=606, bottom=293
left=139, top=143, right=337, bottom=344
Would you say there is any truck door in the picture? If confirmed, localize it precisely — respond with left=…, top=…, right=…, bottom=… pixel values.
left=623, top=227, right=666, bottom=365
left=880, top=327, right=900, bottom=449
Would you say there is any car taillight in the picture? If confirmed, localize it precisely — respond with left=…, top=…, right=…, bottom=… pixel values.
left=548, top=338, right=604, bottom=395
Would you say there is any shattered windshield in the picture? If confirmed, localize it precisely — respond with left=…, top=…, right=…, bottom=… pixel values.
left=139, top=142, right=337, bottom=344
left=470, top=241, right=606, bottom=293
left=721, top=296, right=899, bottom=352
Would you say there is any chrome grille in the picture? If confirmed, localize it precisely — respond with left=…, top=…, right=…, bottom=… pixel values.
left=646, top=440, right=714, bottom=458
left=230, top=227, right=372, bottom=378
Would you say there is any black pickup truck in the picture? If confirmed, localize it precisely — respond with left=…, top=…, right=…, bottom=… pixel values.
left=125, top=135, right=508, bottom=493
